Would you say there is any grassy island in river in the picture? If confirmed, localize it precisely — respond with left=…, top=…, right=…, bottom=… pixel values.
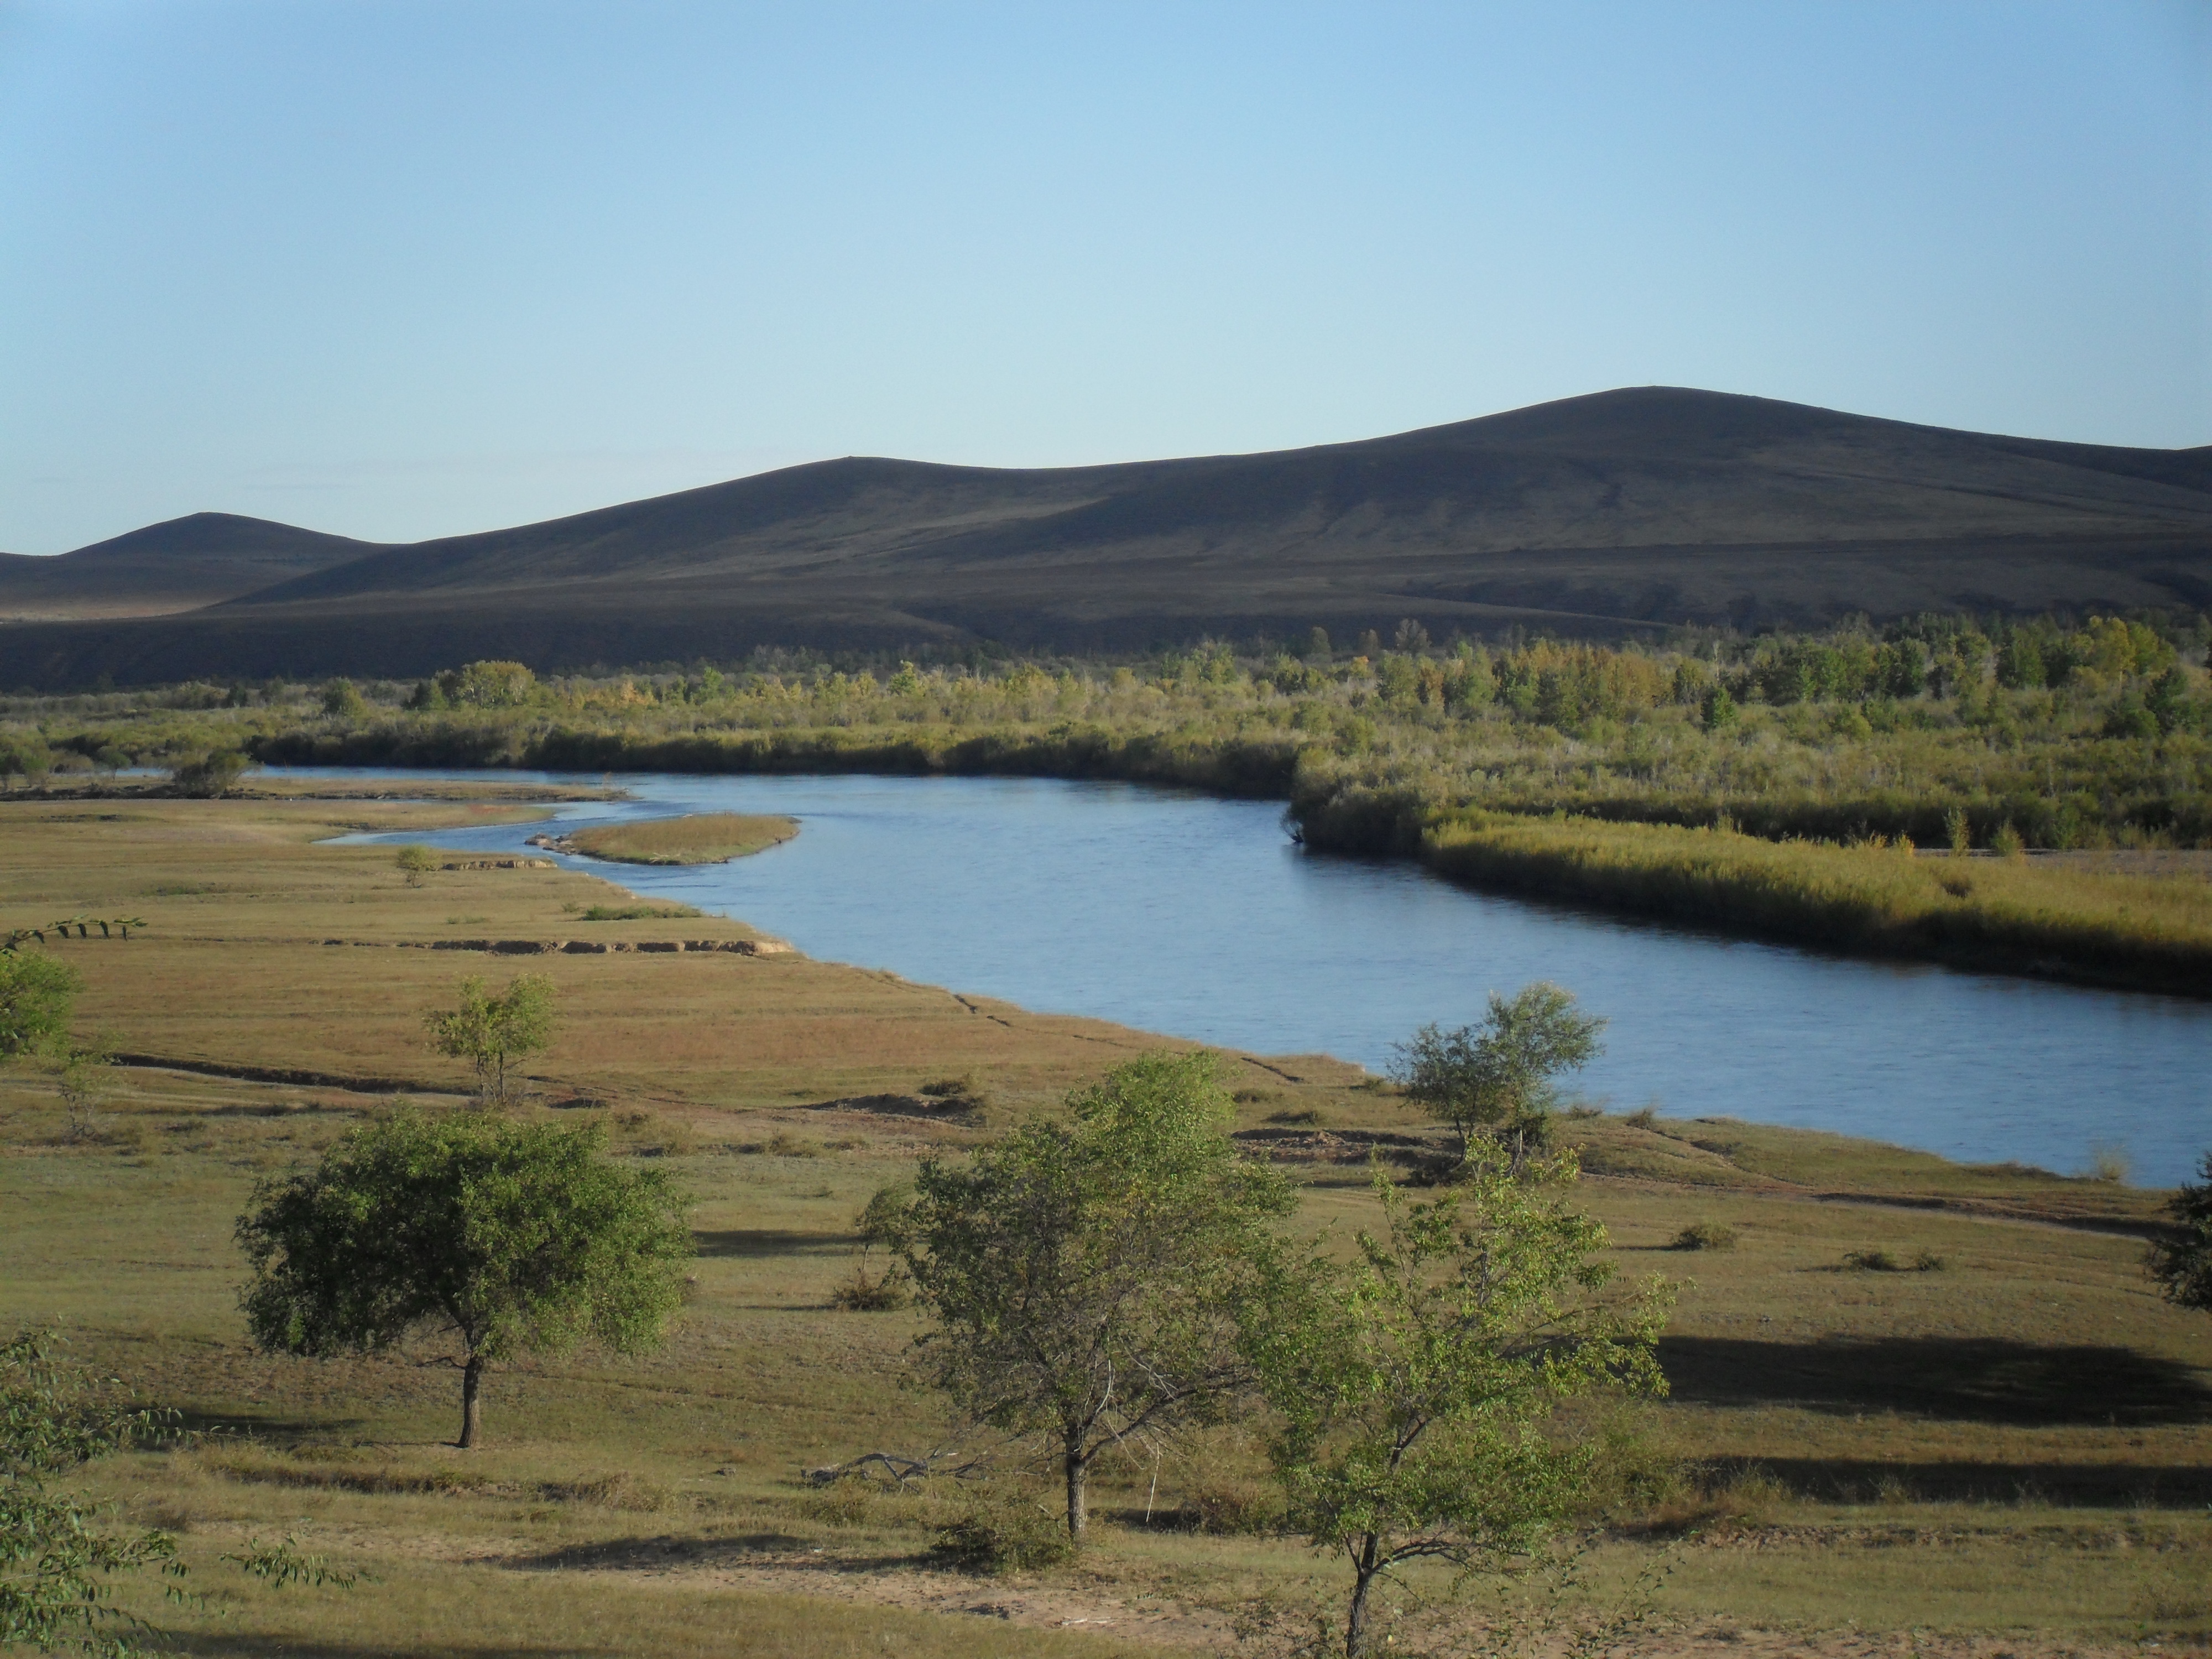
left=545, top=811, right=799, bottom=865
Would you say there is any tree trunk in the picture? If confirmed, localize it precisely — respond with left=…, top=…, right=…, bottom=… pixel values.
left=1063, top=1438, right=1089, bottom=1540
left=1344, top=1533, right=1382, bottom=1658
left=459, top=1354, right=485, bottom=1448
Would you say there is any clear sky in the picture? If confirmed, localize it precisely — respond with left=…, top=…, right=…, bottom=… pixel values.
left=2, top=0, right=2206, bottom=555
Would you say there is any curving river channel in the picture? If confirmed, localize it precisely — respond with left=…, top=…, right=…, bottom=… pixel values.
left=301, top=766, right=2212, bottom=1186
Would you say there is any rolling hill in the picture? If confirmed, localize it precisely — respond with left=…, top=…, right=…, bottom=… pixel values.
left=3, top=387, right=2207, bottom=687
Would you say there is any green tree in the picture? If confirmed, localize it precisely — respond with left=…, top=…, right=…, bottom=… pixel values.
left=1245, top=1152, right=1674, bottom=1658
left=1392, top=982, right=1606, bottom=1165
left=170, top=751, right=249, bottom=798
left=2145, top=666, right=2192, bottom=736
left=0, top=736, right=51, bottom=792
left=441, top=660, right=536, bottom=708
left=236, top=1108, right=691, bottom=1448
left=424, top=974, right=556, bottom=1104
left=898, top=1051, right=1293, bottom=1540
left=394, top=844, right=437, bottom=886
left=1, top=1328, right=185, bottom=1656
left=0, top=952, right=80, bottom=1059
left=2147, top=1152, right=2212, bottom=1313
left=320, top=678, right=369, bottom=719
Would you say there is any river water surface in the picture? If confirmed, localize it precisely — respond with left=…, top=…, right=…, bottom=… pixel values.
left=302, top=767, right=2212, bottom=1186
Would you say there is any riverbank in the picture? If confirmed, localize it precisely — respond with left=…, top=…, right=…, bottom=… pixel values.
left=2, top=790, right=2206, bottom=1652
left=1405, top=807, right=2212, bottom=998
left=257, top=723, right=2212, bottom=999
left=12, top=621, right=2212, bottom=997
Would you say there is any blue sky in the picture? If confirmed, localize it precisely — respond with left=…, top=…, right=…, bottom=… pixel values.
left=1, top=1, right=2205, bottom=553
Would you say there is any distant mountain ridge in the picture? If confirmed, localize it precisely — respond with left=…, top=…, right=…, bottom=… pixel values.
left=0, top=513, right=386, bottom=621
left=3, top=387, right=2208, bottom=687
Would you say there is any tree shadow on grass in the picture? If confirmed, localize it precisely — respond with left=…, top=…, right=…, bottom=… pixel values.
left=169, top=1640, right=613, bottom=1658
left=1697, top=1454, right=2212, bottom=1507
left=507, top=1533, right=912, bottom=1573
left=1658, top=1334, right=2212, bottom=1426
left=166, top=1407, right=370, bottom=1440
left=692, top=1228, right=848, bottom=1258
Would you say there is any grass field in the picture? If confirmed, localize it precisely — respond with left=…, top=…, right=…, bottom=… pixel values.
left=554, top=812, right=800, bottom=866
left=1418, top=809, right=2212, bottom=994
left=2, top=793, right=2209, bottom=1656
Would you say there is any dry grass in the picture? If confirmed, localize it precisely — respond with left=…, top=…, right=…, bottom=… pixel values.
left=560, top=812, right=800, bottom=866
left=1423, top=810, right=2212, bottom=993
left=2, top=791, right=2209, bottom=1655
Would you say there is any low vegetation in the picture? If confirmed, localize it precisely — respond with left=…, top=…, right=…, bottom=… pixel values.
left=555, top=812, right=799, bottom=865
left=4, top=608, right=2209, bottom=991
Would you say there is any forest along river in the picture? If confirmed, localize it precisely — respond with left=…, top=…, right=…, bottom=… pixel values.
left=302, top=766, right=2212, bottom=1186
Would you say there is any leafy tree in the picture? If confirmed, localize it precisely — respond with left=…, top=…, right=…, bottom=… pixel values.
left=236, top=1107, right=691, bottom=1448
left=394, top=844, right=437, bottom=886
left=170, top=750, right=249, bottom=798
left=424, top=973, right=556, bottom=1104
left=898, top=1051, right=1293, bottom=1540
left=1392, top=982, right=1606, bottom=1165
left=320, top=678, right=369, bottom=719
left=438, top=660, right=536, bottom=708
left=832, top=1182, right=916, bottom=1311
left=2145, top=666, right=2193, bottom=737
left=1, top=1328, right=185, bottom=1656
left=0, top=952, right=80, bottom=1059
left=1245, top=1152, right=1674, bottom=1658
left=0, top=736, right=51, bottom=791
left=2147, top=1152, right=2212, bottom=1313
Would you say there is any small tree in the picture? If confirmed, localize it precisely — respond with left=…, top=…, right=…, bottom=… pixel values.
left=170, top=751, right=249, bottom=798
left=2147, top=1152, right=2212, bottom=1313
left=1246, top=1151, right=1673, bottom=1658
left=424, top=974, right=556, bottom=1104
left=320, top=679, right=369, bottom=719
left=899, top=1051, right=1293, bottom=1540
left=1392, top=982, right=1605, bottom=1165
left=1, top=1328, right=185, bottom=1655
left=236, top=1107, right=691, bottom=1448
left=394, top=845, right=437, bottom=886
left=0, top=951, right=80, bottom=1060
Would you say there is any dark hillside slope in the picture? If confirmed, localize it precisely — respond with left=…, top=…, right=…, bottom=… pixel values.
left=0, top=513, right=388, bottom=622
left=4, top=389, right=2207, bottom=686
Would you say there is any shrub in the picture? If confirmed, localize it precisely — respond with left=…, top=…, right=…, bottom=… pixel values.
left=171, top=750, right=249, bottom=797
left=930, top=1488, right=1073, bottom=1573
left=1623, top=1105, right=1659, bottom=1130
left=1671, top=1222, right=1738, bottom=1251
left=1183, top=1474, right=1284, bottom=1535
left=0, top=952, right=81, bottom=1058
left=830, top=1267, right=912, bottom=1311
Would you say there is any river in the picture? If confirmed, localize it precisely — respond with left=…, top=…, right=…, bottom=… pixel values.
left=300, top=766, right=2212, bottom=1186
